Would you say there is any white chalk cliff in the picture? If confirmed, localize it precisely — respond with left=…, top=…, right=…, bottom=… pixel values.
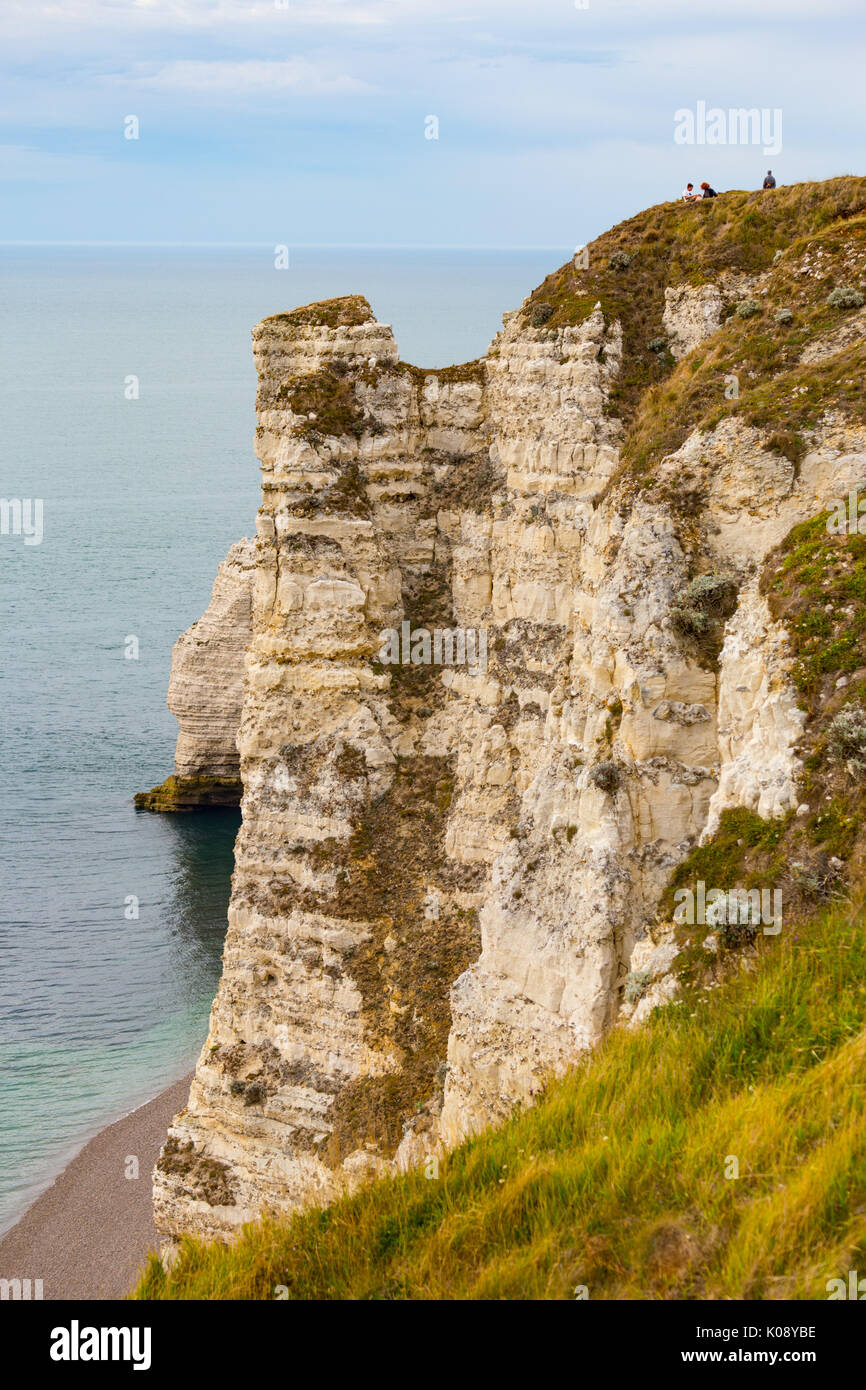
left=152, top=193, right=866, bottom=1243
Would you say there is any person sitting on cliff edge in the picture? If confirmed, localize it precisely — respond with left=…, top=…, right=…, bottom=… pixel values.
left=700, top=181, right=718, bottom=198
left=681, top=182, right=699, bottom=203
left=763, top=170, right=777, bottom=189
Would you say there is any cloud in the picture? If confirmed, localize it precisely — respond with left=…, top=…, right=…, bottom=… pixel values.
left=125, top=58, right=373, bottom=96
left=0, top=0, right=861, bottom=242
left=0, top=0, right=391, bottom=39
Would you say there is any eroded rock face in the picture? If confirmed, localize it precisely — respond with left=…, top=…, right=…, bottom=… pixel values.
left=154, top=302, right=492, bottom=1240
left=135, top=538, right=255, bottom=809
left=703, top=578, right=805, bottom=836
left=662, top=271, right=756, bottom=359
left=663, top=282, right=725, bottom=359
left=153, top=287, right=866, bottom=1244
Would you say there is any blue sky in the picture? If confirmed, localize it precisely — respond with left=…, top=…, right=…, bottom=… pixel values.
left=0, top=0, right=861, bottom=246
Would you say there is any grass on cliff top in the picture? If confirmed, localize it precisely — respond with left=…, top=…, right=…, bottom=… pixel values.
left=525, top=176, right=866, bottom=429
left=134, top=895, right=866, bottom=1301
left=262, top=295, right=374, bottom=330
left=622, top=213, right=866, bottom=478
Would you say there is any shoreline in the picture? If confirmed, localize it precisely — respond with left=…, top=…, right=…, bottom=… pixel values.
left=0, top=1073, right=192, bottom=1301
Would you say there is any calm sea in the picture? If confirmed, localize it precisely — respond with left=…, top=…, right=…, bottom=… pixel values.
left=0, top=245, right=565, bottom=1232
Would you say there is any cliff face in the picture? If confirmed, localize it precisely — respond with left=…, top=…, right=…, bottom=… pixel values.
left=153, top=178, right=866, bottom=1243
left=136, top=539, right=255, bottom=810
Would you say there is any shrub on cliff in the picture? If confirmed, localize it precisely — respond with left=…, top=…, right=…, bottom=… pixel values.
left=588, top=760, right=621, bottom=794
left=624, top=968, right=651, bottom=1004
left=670, top=572, right=738, bottom=666
left=531, top=303, right=554, bottom=328
left=826, top=704, right=866, bottom=775
left=827, top=286, right=865, bottom=310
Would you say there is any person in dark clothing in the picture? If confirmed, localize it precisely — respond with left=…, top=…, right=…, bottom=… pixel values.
left=763, top=170, right=777, bottom=189
left=700, top=182, right=718, bottom=198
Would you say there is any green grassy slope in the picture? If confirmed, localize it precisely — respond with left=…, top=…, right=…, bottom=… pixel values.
left=135, top=896, right=866, bottom=1301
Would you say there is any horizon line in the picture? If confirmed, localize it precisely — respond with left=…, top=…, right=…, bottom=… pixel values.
left=0, top=240, right=572, bottom=251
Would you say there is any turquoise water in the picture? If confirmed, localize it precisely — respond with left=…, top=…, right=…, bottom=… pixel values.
left=0, top=245, right=565, bottom=1232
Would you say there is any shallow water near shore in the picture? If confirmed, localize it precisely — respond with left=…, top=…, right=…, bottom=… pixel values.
left=0, top=244, right=565, bottom=1233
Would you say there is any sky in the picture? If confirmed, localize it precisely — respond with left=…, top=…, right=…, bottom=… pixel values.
left=0, top=0, right=862, bottom=247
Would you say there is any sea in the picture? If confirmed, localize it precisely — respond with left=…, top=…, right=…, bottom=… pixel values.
left=0, top=244, right=566, bottom=1233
